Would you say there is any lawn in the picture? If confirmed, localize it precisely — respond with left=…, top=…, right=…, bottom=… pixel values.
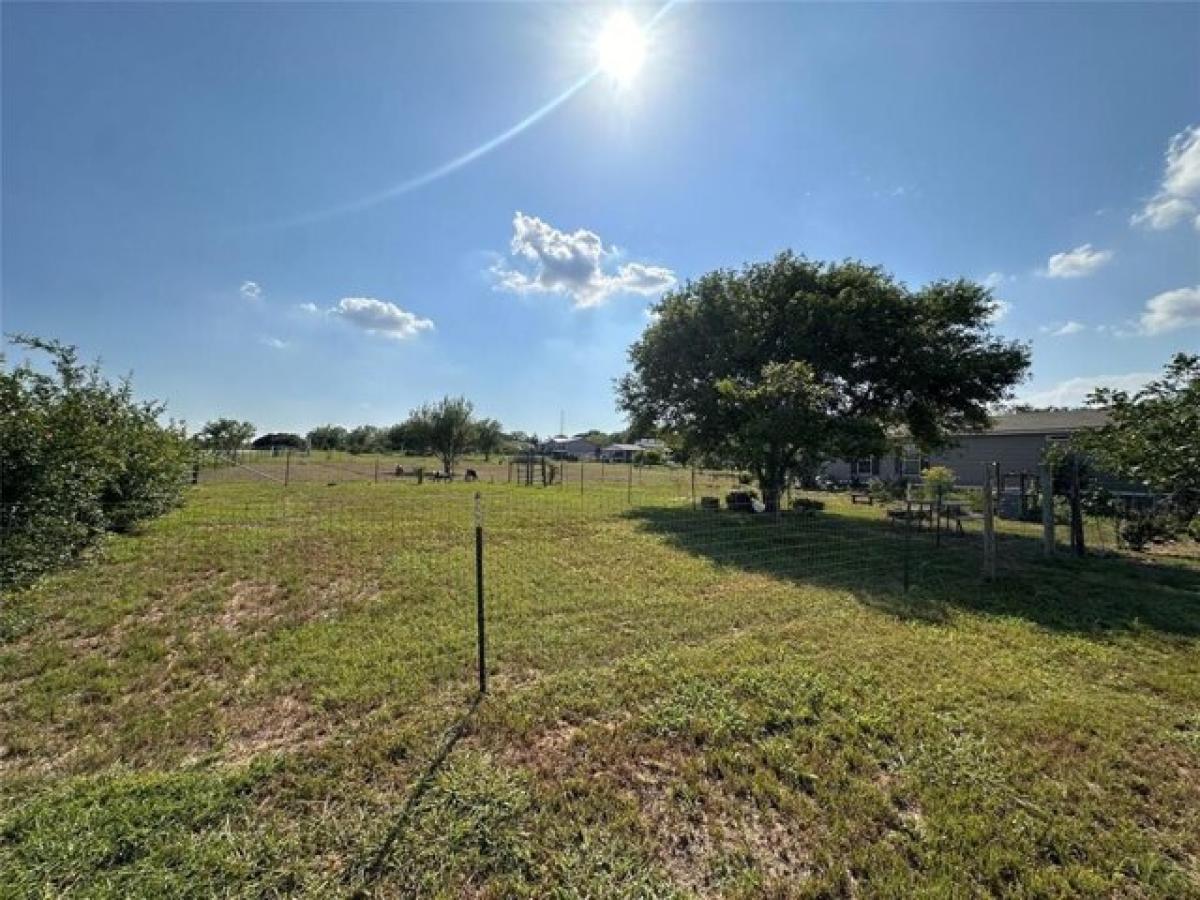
left=2, top=472, right=1198, bottom=897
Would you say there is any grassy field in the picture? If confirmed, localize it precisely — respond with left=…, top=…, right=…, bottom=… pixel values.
left=2, top=472, right=1198, bottom=897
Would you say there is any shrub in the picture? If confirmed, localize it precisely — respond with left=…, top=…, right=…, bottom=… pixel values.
left=1189, top=515, right=1200, bottom=542
left=726, top=489, right=758, bottom=511
left=1119, top=511, right=1178, bottom=551
left=868, top=477, right=906, bottom=504
left=791, top=498, right=825, bottom=513
left=1, top=336, right=190, bottom=592
left=921, top=466, right=956, bottom=499
left=737, top=472, right=754, bottom=485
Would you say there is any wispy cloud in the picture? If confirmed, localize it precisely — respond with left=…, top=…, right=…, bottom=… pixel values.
left=1041, top=244, right=1113, bottom=279
left=989, top=299, right=1012, bottom=324
left=1040, top=320, right=1086, bottom=337
left=240, top=280, right=263, bottom=301
left=1131, top=124, right=1200, bottom=231
left=297, top=302, right=320, bottom=314
left=1018, top=371, right=1156, bottom=408
left=1138, top=285, right=1200, bottom=335
left=491, top=212, right=676, bottom=308
left=260, top=336, right=288, bottom=350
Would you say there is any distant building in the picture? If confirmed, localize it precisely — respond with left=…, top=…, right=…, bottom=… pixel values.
left=538, top=435, right=599, bottom=460
left=600, top=442, right=643, bottom=463
left=823, top=409, right=1112, bottom=487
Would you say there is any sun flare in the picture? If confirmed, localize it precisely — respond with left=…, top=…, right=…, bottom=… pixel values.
left=595, top=11, right=647, bottom=84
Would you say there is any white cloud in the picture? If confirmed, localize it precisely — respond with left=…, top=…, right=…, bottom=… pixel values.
left=328, top=297, right=434, bottom=340
left=297, top=302, right=321, bottom=314
left=492, top=212, right=676, bottom=308
left=1138, top=285, right=1200, bottom=335
left=1039, top=320, right=1086, bottom=337
left=1132, top=195, right=1195, bottom=230
left=1018, top=371, right=1156, bottom=408
left=240, top=281, right=263, bottom=301
left=1131, top=125, right=1200, bottom=231
left=1042, top=244, right=1113, bottom=279
left=988, top=299, right=1012, bottom=324
left=260, top=336, right=288, bottom=350
left=982, top=271, right=1008, bottom=290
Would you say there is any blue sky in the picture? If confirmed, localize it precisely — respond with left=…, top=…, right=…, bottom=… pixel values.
left=3, top=2, right=1198, bottom=436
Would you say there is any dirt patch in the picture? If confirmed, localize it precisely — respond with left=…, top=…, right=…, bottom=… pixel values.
left=498, top=720, right=813, bottom=893
left=218, top=580, right=287, bottom=632
left=220, top=693, right=333, bottom=764
left=628, top=752, right=814, bottom=894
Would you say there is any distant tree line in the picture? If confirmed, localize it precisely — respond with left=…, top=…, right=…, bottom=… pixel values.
left=295, top=400, right=506, bottom=472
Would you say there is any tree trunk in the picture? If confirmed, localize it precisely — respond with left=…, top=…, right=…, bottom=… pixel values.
left=759, top=460, right=785, bottom=513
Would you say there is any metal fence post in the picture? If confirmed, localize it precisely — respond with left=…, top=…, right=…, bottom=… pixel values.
left=691, top=466, right=697, bottom=511
left=627, top=462, right=633, bottom=504
left=934, top=485, right=943, bottom=548
left=903, top=497, right=913, bottom=591
left=474, top=492, right=487, bottom=695
left=374, top=458, right=379, bottom=484
left=982, top=464, right=996, bottom=581
left=284, top=449, right=291, bottom=487
left=1040, top=460, right=1055, bottom=557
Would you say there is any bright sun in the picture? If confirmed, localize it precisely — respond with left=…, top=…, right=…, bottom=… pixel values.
left=595, top=11, right=647, bottom=84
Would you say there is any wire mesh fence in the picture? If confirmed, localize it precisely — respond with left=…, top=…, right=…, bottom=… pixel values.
left=184, top=454, right=1092, bottom=703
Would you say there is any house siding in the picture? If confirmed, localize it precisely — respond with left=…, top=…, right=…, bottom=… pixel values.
left=823, top=433, right=1061, bottom=486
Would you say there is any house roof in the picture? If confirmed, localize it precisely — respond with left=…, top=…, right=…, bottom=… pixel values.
left=542, top=436, right=597, bottom=446
left=603, top=443, right=642, bottom=452
left=980, top=409, right=1109, bottom=435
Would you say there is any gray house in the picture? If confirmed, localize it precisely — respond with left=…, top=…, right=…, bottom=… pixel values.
left=822, top=409, right=1110, bottom=487
left=539, top=435, right=600, bottom=460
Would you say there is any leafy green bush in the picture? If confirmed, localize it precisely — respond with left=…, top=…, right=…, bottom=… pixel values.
left=921, top=466, right=956, bottom=499
left=1189, top=516, right=1200, bottom=542
left=868, top=477, right=906, bottom=504
left=790, top=498, right=825, bottom=513
left=1, top=336, right=190, bottom=592
left=1119, top=512, right=1178, bottom=551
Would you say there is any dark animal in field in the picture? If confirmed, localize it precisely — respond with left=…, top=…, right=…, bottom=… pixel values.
left=431, top=471, right=451, bottom=482
left=394, top=465, right=405, bottom=476
left=464, top=469, right=478, bottom=482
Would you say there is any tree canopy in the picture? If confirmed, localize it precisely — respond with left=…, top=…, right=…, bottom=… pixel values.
left=619, top=252, right=1029, bottom=507
left=196, top=418, right=255, bottom=460
left=306, top=425, right=348, bottom=452
left=407, top=396, right=477, bottom=475
left=1073, top=353, right=1200, bottom=518
left=473, top=418, right=504, bottom=461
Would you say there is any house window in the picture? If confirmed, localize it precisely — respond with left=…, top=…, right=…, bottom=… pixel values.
left=853, top=457, right=876, bottom=478
left=901, top=451, right=924, bottom=477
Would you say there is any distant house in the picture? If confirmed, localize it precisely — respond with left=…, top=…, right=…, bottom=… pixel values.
left=601, top=442, right=643, bottom=463
left=539, top=435, right=599, bottom=460
left=634, top=437, right=669, bottom=454
left=822, top=409, right=1111, bottom=487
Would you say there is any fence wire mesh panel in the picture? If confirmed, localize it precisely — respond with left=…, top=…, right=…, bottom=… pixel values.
left=157, top=470, right=480, bottom=757
left=180, top=453, right=1086, bottom=704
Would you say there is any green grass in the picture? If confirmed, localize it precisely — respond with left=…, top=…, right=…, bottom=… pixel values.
left=2, top=477, right=1198, bottom=897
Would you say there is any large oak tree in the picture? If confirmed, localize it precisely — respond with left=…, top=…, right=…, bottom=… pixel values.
left=619, top=252, right=1029, bottom=509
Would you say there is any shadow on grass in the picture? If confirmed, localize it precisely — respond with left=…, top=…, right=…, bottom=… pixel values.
left=349, top=692, right=483, bottom=895
left=623, top=505, right=1200, bottom=638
